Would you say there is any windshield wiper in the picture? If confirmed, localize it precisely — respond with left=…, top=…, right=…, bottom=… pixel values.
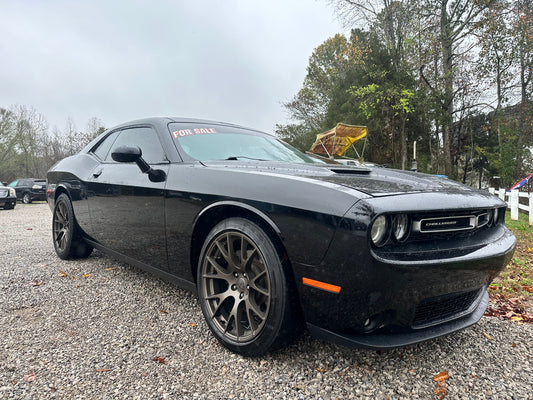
left=225, top=156, right=267, bottom=161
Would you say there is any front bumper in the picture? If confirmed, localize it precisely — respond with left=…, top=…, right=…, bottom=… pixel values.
left=307, top=289, right=489, bottom=349
left=0, top=195, right=17, bottom=208
left=293, top=221, right=516, bottom=349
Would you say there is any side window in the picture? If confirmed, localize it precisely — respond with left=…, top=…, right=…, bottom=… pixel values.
left=92, top=131, right=120, bottom=161
left=8, top=180, right=17, bottom=187
left=106, top=127, right=166, bottom=164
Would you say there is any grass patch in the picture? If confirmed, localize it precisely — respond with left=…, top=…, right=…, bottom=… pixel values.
left=488, top=211, right=533, bottom=313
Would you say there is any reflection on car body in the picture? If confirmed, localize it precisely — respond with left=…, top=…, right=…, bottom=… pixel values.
left=8, top=178, right=47, bottom=204
left=46, top=117, right=516, bottom=356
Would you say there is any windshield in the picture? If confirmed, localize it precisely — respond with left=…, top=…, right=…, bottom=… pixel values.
left=169, top=122, right=321, bottom=164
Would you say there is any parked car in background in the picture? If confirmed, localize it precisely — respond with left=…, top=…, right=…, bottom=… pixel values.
left=0, top=183, right=17, bottom=209
left=8, top=178, right=47, bottom=204
left=47, top=117, right=516, bottom=356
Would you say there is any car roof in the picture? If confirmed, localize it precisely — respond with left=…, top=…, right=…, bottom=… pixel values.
left=82, top=117, right=274, bottom=156
left=109, top=117, right=268, bottom=135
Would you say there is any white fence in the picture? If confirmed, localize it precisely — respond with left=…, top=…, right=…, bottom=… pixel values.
left=488, top=188, right=533, bottom=226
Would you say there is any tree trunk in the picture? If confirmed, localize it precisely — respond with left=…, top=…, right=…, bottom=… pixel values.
left=440, top=0, right=454, bottom=178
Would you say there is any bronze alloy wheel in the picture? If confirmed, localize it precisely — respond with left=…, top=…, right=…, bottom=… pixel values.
left=52, top=194, right=93, bottom=260
left=53, top=198, right=71, bottom=254
left=201, top=231, right=271, bottom=342
left=198, top=218, right=300, bottom=356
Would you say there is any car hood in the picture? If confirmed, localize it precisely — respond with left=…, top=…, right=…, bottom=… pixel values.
left=200, top=161, right=480, bottom=197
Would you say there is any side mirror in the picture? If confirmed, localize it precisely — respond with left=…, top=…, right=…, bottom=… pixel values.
left=111, top=145, right=166, bottom=183
left=111, top=145, right=142, bottom=163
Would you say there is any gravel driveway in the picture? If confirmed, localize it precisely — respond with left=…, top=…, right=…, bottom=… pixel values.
left=1, top=203, right=531, bottom=399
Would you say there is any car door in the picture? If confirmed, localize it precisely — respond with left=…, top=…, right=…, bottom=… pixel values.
left=86, top=125, right=170, bottom=271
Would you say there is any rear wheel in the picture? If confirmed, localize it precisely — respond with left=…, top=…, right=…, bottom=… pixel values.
left=22, top=193, right=31, bottom=204
left=52, top=194, right=93, bottom=259
left=197, top=218, right=300, bottom=356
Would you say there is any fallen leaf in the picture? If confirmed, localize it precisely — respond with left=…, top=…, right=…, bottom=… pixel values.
left=512, top=343, right=516, bottom=347
left=483, top=332, right=493, bottom=340
left=96, top=368, right=110, bottom=372
left=511, top=316, right=523, bottom=321
left=160, top=310, right=168, bottom=314
left=433, top=371, right=450, bottom=382
left=26, top=228, right=33, bottom=230
left=189, top=322, right=196, bottom=326
left=82, top=274, right=91, bottom=278
left=58, top=271, right=67, bottom=277
left=316, top=367, right=328, bottom=373
left=527, top=247, right=532, bottom=252
left=433, top=371, right=449, bottom=399
left=30, top=280, right=44, bottom=286
left=23, top=372, right=37, bottom=382
left=104, top=267, right=117, bottom=271
left=152, top=357, right=166, bottom=364
left=435, top=384, right=447, bottom=399
left=504, top=311, right=515, bottom=318
left=470, top=373, right=479, bottom=379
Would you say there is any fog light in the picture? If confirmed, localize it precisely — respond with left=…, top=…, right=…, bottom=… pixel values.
left=371, top=215, right=389, bottom=247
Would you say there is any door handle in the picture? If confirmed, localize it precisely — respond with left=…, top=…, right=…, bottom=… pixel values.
left=92, top=169, right=103, bottom=178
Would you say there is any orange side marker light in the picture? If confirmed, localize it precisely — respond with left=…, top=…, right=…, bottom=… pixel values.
left=302, top=277, right=341, bottom=294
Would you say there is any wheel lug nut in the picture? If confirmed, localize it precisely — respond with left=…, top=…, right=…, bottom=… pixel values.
left=234, top=273, right=238, bottom=277
left=239, top=293, right=244, bottom=299
left=246, top=285, right=250, bottom=290
left=243, top=273, right=247, bottom=277
left=232, top=284, right=237, bottom=290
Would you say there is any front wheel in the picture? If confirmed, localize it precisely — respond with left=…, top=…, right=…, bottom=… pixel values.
left=22, top=193, right=31, bottom=204
left=52, top=194, right=93, bottom=259
left=197, top=218, right=301, bottom=356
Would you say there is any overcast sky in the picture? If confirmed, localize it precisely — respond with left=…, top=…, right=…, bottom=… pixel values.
left=1, top=0, right=347, bottom=134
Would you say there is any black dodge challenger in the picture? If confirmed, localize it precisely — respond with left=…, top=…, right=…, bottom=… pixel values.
left=46, top=117, right=516, bottom=356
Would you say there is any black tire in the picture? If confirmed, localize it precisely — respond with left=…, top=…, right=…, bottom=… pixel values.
left=197, top=218, right=300, bottom=356
left=52, top=193, right=93, bottom=260
left=6, top=202, right=15, bottom=210
left=22, top=193, right=31, bottom=204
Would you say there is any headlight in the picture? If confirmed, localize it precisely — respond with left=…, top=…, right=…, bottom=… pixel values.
left=9, top=188, right=16, bottom=196
left=32, top=184, right=41, bottom=189
left=392, top=214, right=410, bottom=242
left=371, top=215, right=389, bottom=247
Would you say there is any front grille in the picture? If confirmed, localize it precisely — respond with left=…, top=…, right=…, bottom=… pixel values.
left=412, top=288, right=482, bottom=328
left=411, top=209, right=491, bottom=235
left=418, top=215, right=475, bottom=232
